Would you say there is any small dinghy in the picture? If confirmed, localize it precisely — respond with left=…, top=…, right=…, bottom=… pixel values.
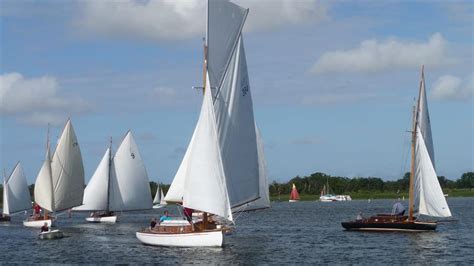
left=39, top=229, right=64, bottom=240
left=152, top=185, right=167, bottom=209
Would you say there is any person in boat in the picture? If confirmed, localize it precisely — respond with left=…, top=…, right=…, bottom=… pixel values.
left=183, top=207, right=193, bottom=223
left=33, top=203, right=41, bottom=218
left=392, top=200, right=406, bottom=216
left=40, top=222, right=49, bottom=233
left=159, top=211, right=171, bottom=224
left=150, top=218, right=157, bottom=229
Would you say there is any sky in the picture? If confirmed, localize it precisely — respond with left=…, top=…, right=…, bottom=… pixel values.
left=0, top=0, right=473, bottom=185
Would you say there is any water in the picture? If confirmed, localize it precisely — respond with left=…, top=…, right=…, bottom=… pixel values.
left=1, top=198, right=473, bottom=264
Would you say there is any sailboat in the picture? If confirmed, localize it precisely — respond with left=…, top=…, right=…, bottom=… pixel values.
left=24, top=119, right=84, bottom=240
left=289, top=184, right=300, bottom=202
left=152, top=185, right=167, bottom=209
left=319, top=180, right=336, bottom=202
left=342, top=66, right=452, bottom=232
left=1, top=162, right=32, bottom=222
left=136, top=0, right=263, bottom=247
left=73, top=131, right=152, bottom=223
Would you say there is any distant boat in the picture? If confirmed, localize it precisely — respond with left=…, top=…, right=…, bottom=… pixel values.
left=335, top=195, right=352, bottom=201
left=289, top=184, right=300, bottom=202
left=152, top=185, right=167, bottom=209
left=1, top=162, right=32, bottom=222
left=319, top=180, right=336, bottom=202
left=74, top=132, right=153, bottom=223
left=24, top=119, right=85, bottom=234
left=136, top=0, right=264, bottom=247
left=342, top=66, right=452, bottom=232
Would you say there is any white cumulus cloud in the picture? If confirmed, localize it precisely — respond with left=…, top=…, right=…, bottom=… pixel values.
left=76, top=0, right=327, bottom=41
left=0, top=72, right=88, bottom=125
left=431, top=74, right=473, bottom=101
left=311, top=33, right=453, bottom=74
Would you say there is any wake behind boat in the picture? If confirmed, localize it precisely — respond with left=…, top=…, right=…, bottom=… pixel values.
left=342, top=66, right=452, bottom=232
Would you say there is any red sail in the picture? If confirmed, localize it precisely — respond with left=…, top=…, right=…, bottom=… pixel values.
left=290, top=184, right=300, bottom=201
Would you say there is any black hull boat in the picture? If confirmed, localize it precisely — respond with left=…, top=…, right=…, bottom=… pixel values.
left=342, top=214, right=437, bottom=232
left=0, top=215, right=11, bottom=222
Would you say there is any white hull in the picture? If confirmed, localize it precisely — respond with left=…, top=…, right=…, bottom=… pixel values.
left=136, top=230, right=224, bottom=247
left=23, top=218, right=53, bottom=228
left=288, top=200, right=299, bottom=202
left=86, top=215, right=117, bottom=223
left=152, top=205, right=165, bottom=209
left=39, top=229, right=63, bottom=240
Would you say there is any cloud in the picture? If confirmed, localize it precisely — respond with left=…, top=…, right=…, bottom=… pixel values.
left=431, top=74, right=473, bottom=101
left=311, top=33, right=453, bottom=74
left=0, top=72, right=88, bottom=125
left=76, top=0, right=327, bottom=41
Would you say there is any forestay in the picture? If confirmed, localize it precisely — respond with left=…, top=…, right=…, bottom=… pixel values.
left=108, top=132, right=152, bottom=212
left=3, top=162, right=31, bottom=215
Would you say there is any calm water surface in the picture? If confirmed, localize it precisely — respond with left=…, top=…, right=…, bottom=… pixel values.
left=1, top=198, right=473, bottom=264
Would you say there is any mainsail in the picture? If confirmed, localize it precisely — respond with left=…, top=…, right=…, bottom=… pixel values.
left=34, top=120, right=85, bottom=212
left=413, top=68, right=451, bottom=218
left=3, top=162, right=31, bottom=215
left=209, top=0, right=259, bottom=208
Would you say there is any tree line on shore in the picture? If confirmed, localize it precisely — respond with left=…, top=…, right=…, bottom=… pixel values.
left=269, top=172, right=474, bottom=197
left=1, top=172, right=472, bottom=206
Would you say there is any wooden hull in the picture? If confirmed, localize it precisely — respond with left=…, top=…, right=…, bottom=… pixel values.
left=342, top=215, right=437, bottom=232
left=0, top=215, right=11, bottom=222
left=86, top=215, right=117, bottom=223
left=136, top=229, right=224, bottom=247
left=23, top=217, right=54, bottom=228
left=39, top=229, right=63, bottom=240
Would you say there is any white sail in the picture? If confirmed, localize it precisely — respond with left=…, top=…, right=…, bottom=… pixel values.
left=159, top=188, right=166, bottom=205
left=415, top=127, right=451, bottom=217
left=233, top=125, right=270, bottom=212
left=413, top=68, right=451, bottom=218
left=3, top=162, right=31, bottom=215
left=417, top=74, right=435, bottom=166
left=34, top=146, right=54, bottom=212
left=182, top=76, right=233, bottom=222
left=207, top=0, right=248, bottom=90
left=213, top=31, right=260, bottom=208
left=165, top=127, right=197, bottom=203
left=50, top=120, right=85, bottom=212
left=108, top=131, right=152, bottom=211
left=73, top=148, right=111, bottom=211
left=153, top=185, right=161, bottom=204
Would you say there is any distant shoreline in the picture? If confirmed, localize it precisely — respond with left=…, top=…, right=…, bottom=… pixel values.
left=271, top=189, right=474, bottom=201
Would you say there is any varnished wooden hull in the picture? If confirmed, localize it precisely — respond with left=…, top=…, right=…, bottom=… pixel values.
left=342, top=220, right=437, bottom=232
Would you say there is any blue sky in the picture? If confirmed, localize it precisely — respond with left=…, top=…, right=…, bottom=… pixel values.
left=1, top=0, right=472, bottom=185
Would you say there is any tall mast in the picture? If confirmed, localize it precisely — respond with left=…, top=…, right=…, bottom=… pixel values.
left=202, top=0, right=209, bottom=94
left=46, top=123, right=54, bottom=216
left=408, top=65, right=424, bottom=221
left=106, top=137, right=112, bottom=213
